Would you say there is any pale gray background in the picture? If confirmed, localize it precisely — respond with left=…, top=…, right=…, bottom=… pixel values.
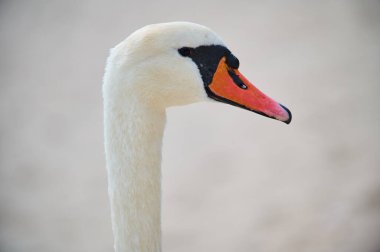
left=1, top=1, right=379, bottom=252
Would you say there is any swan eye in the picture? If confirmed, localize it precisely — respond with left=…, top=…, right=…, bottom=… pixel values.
left=178, top=47, right=193, bottom=57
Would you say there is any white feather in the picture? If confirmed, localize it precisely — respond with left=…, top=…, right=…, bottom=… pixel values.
left=103, top=22, right=225, bottom=252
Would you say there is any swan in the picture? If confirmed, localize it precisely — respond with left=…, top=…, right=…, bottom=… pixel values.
left=103, top=21, right=291, bottom=252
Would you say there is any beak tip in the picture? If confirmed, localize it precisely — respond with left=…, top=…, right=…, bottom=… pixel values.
left=280, top=104, right=292, bottom=124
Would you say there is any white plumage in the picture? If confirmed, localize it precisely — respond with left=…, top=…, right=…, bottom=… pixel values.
left=103, top=22, right=224, bottom=252
left=103, top=22, right=290, bottom=252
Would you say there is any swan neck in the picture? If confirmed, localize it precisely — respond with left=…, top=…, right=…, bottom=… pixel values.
left=104, top=98, right=166, bottom=252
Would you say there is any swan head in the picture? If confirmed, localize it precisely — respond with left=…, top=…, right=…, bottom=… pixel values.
left=104, top=22, right=291, bottom=124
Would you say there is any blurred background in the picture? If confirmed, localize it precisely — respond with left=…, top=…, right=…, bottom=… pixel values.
left=0, top=0, right=379, bottom=251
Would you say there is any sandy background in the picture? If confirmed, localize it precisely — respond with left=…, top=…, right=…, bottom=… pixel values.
left=1, top=1, right=379, bottom=251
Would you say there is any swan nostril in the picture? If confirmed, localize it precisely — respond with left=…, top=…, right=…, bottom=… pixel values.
left=228, top=69, right=247, bottom=89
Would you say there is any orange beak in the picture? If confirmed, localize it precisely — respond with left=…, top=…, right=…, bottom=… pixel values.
left=206, top=57, right=292, bottom=124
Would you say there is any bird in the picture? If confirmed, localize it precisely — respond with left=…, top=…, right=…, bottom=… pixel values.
left=103, top=21, right=291, bottom=252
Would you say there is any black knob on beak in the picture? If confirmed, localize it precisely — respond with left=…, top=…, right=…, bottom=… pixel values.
left=226, top=53, right=240, bottom=69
